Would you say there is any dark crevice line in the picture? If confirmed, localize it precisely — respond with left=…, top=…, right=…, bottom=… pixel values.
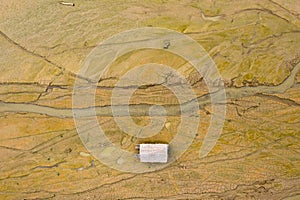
left=58, top=174, right=139, bottom=196
left=233, top=7, right=290, bottom=23
left=267, top=0, right=300, bottom=18
left=0, top=128, right=74, bottom=141
left=31, top=161, right=66, bottom=170
left=0, top=30, right=90, bottom=82
left=255, top=93, right=300, bottom=107
left=0, top=145, right=26, bottom=152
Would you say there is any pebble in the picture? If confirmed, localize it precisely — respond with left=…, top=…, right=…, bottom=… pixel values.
left=79, top=152, right=90, bottom=157
left=165, top=122, right=171, bottom=130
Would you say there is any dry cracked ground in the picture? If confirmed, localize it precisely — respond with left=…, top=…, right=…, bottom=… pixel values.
left=0, top=0, right=300, bottom=199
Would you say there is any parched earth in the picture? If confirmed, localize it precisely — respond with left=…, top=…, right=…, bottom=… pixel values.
left=0, top=0, right=299, bottom=199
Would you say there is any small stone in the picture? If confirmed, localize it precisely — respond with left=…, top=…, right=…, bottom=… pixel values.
left=120, top=137, right=128, bottom=146
left=163, top=41, right=170, bottom=49
left=79, top=152, right=90, bottom=157
left=117, top=158, right=124, bottom=165
left=165, top=122, right=171, bottom=130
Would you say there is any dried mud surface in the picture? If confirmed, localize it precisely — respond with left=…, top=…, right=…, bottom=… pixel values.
left=0, top=0, right=299, bottom=199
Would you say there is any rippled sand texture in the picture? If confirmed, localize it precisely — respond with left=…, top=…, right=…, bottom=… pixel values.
left=0, top=0, right=300, bottom=199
